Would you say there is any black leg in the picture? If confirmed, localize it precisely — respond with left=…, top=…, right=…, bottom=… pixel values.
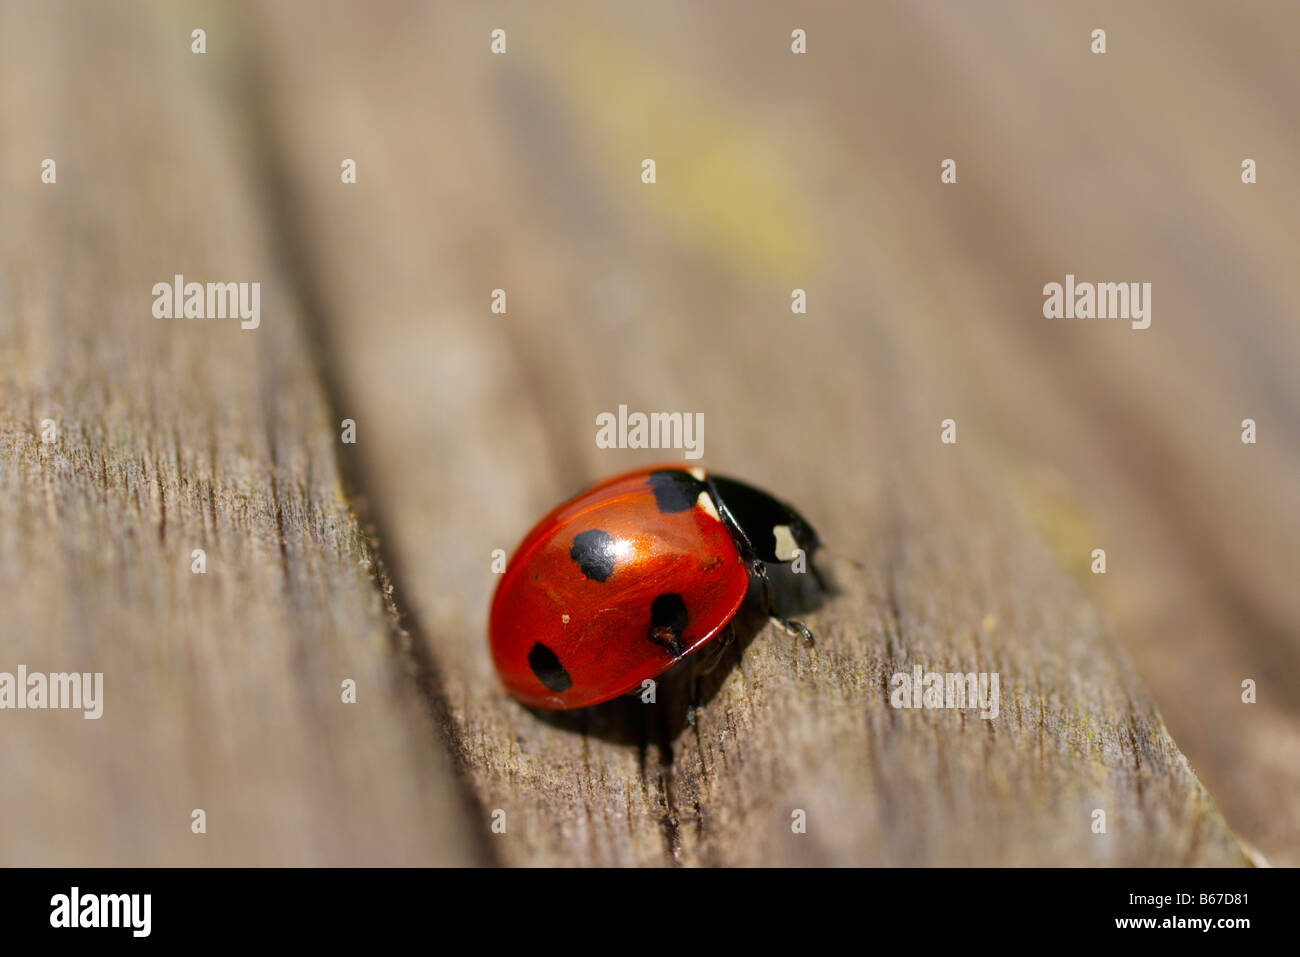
left=688, top=624, right=735, bottom=725
left=772, top=615, right=815, bottom=647
left=753, top=559, right=816, bottom=648
left=753, top=559, right=775, bottom=612
left=695, top=624, right=735, bottom=678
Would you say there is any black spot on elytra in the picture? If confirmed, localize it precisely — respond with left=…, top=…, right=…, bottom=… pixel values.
left=648, top=469, right=705, bottom=513
left=528, top=642, right=572, bottom=693
left=647, top=592, right=689, bottom=657
left=570, top=528, right=617, bottom=582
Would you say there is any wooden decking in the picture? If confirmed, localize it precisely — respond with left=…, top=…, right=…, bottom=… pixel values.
left=1, top=1, right=1295, bottom=866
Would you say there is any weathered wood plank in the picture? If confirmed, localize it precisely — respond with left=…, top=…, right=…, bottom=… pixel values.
left=0, top=2, right=484, bottom=865
left=791, top=0, right=1300, bottom=864
left=249, top=1, right=1263, bottom=865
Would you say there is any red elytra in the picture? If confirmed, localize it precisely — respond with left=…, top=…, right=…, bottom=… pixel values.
left=489, top=465, right=819, bottom=710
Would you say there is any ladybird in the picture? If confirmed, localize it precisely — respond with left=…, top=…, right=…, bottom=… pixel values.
left=489, top=465, right=820, bottom=710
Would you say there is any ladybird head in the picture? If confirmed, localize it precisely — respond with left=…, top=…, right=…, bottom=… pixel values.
left=707, top=474, right=819, bottom=566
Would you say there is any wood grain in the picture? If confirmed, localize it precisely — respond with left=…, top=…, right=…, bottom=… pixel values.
left=2, top=0, right=1291, bottom=866
left=243, top=0, right=1268, bottom=865
left=0, top=2, right=484, bottom=866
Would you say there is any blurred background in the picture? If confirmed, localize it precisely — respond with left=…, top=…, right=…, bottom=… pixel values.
left=2, top=0, right=1297, bottom=865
